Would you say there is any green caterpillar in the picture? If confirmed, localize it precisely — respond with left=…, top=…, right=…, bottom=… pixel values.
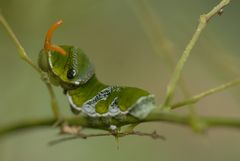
left=38, top=20, right=156, bottom=130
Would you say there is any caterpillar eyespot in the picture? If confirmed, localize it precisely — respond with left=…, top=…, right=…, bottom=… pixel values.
left=38, top=20, right=156, bottom=129
left=67, top=68, right=77, bottom=80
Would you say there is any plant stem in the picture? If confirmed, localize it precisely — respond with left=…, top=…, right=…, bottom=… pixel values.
left=45, top=81, right=61, bottom=120
left=0, top=13, right=61, bottom=120
left=172, top=78, right=240, bottom=109
left=0, top=14, right=41, bottom=73
left=1, top=112, right=240, bottom=137
left=162, top=0, right=231, bottom=108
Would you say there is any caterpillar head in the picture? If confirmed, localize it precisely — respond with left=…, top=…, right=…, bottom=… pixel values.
left=38, top=20, right=94, bottom=89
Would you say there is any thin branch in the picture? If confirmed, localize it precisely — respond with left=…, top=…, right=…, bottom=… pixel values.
left=162, top=0, right=231, bottom=108
left=0, top=14, right=41, bottom=73
left=59, top=123, right=165, bottom=139
left=172, top=78, right=240, bottom=109
left=49, top=130, right=165, bottom=146
left=0, top=13, right=61, bottom=120
left=1, top=112, right=240, bottom=137
left=42, top=76, right=61, bottom=120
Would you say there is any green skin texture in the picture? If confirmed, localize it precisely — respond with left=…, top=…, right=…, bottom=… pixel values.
left=38, top=45, right=154, bottom=129
left=68, top=75, right=150, bottom=114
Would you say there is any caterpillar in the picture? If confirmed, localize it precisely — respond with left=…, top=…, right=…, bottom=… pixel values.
left=38, top=20, right=156, bottom=130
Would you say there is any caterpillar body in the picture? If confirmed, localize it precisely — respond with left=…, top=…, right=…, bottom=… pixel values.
left=38, top=20, right=156, bottom=130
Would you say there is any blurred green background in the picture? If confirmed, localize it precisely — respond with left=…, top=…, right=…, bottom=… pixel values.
left=0, top=0, right=240, bottom=161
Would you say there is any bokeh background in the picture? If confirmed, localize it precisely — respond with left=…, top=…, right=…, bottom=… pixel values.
left=0, top=0, right=240, bottom=161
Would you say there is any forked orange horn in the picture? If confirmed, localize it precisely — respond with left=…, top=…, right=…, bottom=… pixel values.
left=44, top=20, right=67, bottom=56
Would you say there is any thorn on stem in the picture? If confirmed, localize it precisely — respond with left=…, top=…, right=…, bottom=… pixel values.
left=218, top=8, right=224, bottom=16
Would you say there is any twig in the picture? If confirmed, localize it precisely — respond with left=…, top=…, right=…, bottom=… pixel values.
left=172, top=78, right=240, bottom=109
left=162, top=0, right=231, bottom=108
left=0, top=13, right=61, bottom=120
left=49, top=130, right=165, bottom=146
left=0, top=14, right=40, bottom=73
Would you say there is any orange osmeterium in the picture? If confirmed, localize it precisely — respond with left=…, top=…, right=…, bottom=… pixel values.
left=44, top=20, right=67, bottom=56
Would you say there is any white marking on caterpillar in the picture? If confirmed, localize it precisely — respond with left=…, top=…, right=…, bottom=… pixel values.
left=108, top=97, right=121, bottom=116
left=68, top=86, right=155, bottom=119
left=109, top=125, right=117, bottom=131
left=68, top=86, right=120, bottom=117
left=129, top=95, right=156, bottom=119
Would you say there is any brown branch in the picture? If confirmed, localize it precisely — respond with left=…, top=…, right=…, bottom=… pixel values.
left=49, top=130, right=165, bottom=146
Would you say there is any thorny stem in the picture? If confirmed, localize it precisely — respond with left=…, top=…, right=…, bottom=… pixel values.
left=0, top=13, right=61, bottom=120
left=162, top=0, right=231, bottom=109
